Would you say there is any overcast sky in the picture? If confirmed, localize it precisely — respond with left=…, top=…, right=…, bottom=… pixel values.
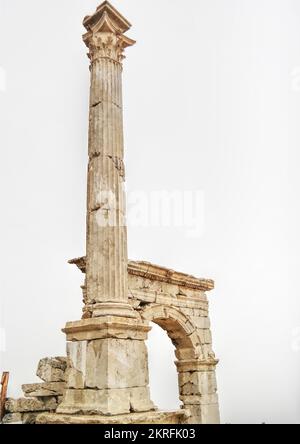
left=0, top=0, right=300, bottom=424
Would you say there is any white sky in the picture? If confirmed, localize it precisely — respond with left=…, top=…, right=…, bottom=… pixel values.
left=0, top=0, right=300, bottom=424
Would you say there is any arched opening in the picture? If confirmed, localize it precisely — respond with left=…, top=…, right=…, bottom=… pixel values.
left=147, top=322, right=180, bottom=410
left=141, top=305, right=200, bottom=412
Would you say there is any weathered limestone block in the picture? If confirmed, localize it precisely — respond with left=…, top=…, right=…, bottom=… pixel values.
left=22, top=382, right=66, bottom=397
left=36, top=357, right=68, bottom=382
left=151, top=295, right=209, bottom=311
left=165, top=308, right=195, bottom=334
left=129, top=290, right=156, bottom=304
left=202, top=329, right=212, bottom=344
left=2, top=413, right=22, bottom=424
left=22, top=413, right=40, bottom=424
left=131, top=276, right=163, bottom=293
left=67, top=341, right=87, bottom=390
left=179, top=371, right=217, bottom=396
left=190, top=316, right=211, bottom=329
left=201, top=343, right=214, bottom=359
left=141, top=305, right=167, bottom=322
left=185, top=404, right=220, bottom=425
left=185, top=331, right=202, bottom=357
left=85, top=339, right=149, bottom=389
left=175, top=348, right=197, bottom=361
left=66, top=339, right=149, bottom=390
left=37, top=410, right=189, bottom=425
left=179, top=299, right=209, bottom=310
left=129, top=387, right=157, bottom=413
left=186, top=295, right=207, bottom=306
left=57, top=389, right=129, bottom=416
left=5, top=397, right=57, bottom=413
left=180, top=393, right=219, bottom=406
left=63, top=317, right=150, bottom=342
left=155, top=296, right=179, bottom=307
left=159, top=282, right=180, bottom=298
left=180, top=307, right=194, bottom=316
left=193, top=307, right=209, bottom=317
left=176, top=358, right=219, bottom=373
left=176, top=287, right=206, bottom=300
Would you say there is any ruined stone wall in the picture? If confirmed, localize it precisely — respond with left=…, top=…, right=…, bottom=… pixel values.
left=3, top=358, right=67, bottom=424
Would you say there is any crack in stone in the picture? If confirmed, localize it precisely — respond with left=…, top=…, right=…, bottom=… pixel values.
left=112, top=101, right=122, bottom=110
left=91, top=204, right=103, bottom=213
left=90, top=100, right=121, bottom=110
left=91, top=100, right=102, bottom=108
left=107, top=155, right=125, bottom=179
left=88, top=153, right=126, bottom=180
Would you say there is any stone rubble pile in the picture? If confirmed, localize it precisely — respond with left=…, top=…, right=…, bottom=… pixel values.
left=2, top=357, right=67, bottom=424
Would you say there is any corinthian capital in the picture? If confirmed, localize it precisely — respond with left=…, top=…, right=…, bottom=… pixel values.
left=83, top=1, right=136, bottom=64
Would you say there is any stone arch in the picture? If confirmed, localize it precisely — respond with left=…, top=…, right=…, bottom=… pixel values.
left=138, top=303, right=220, bottom=423
left=140, top=304, right=203, bottom=362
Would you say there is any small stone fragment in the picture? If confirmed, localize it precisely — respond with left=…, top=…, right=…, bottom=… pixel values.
left=36, top=357, right=68, bottom=383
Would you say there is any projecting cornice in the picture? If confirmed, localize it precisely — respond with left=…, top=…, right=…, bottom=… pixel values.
left=83, top=1, right=132, bottom=33
left=83, top=1, right=135, bottom=64
left=69, top=257, right=215, bottom=292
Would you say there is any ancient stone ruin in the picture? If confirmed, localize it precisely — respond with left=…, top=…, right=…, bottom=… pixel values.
left=3, top=358, right=67, bottom=424
left=3, top=1, right=220, bottom=424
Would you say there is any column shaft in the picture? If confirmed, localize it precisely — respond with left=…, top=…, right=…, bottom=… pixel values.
left=86, top=58, right=128, bottom=307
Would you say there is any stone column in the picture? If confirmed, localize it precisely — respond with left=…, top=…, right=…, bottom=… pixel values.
left=83, top=1, right=136, bottom=319
left=57, top=2, right=155, bottom=417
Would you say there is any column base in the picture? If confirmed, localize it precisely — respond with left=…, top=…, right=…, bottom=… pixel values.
left=36, top=410, right=190, bottom=425
left=60, top=316, right=156, bottom=418
left=57, top=387, right=156, bottom=416
left=83, top=303, right=137, bottom=319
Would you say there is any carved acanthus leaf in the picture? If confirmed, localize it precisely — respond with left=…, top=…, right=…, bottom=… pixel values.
left=83, top=5, right=135, bottom=64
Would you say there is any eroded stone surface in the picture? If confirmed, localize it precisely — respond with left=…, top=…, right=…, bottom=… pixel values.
left=185, top=404, right=220, bottom=425
left=22, top=382, right=66, bottom=398
left=22, top=412, right=40, bottom=424
left=179, top=371, right=217, bottom=396
left=129, top=387, right=156, bottom=413
left=36, top=410, right=189, bottom=425
left=36, top=357, right=68, bottom=383
left=5, top=397, right=57, bottom=413
left=67, top=341, right=87, bottom=390
left=58, top=388, right=130, bottom=416
left=2, top=413, right=22, bottom=424
left=85, top=339, right=149, bottom=390
left=58, top=386, right=156, bottom=417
